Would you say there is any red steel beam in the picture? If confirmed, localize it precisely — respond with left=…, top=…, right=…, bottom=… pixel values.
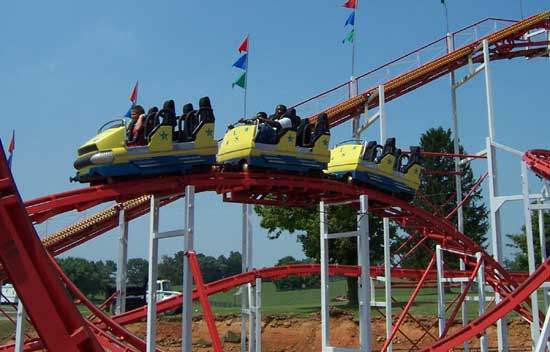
left=0, top=145, right=103, bottom=351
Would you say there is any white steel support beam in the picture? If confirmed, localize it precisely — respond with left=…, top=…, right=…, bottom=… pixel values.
left=448, top=31, right=469, bottom=351
left=486, top=137, right=508, bottom=350
left=476, top=252, right=488, bottom=352
left=255, top=278, right=262, bottom=352
left=539, top=206, right=549, bottom=312
left=351, top=76, right=360, bottom=139
left=116, top=208, right=129, bottom=314
left=484, top=34, right=510, bottom=343
left=522, top=162, right=541, bottom=347
left=358, top=195, right=371, bottom=352
left=241, top=204, right=248, bottom=352
left=182, top=186, right=195, bottom=352
left=320, top=201, right=330, bottom=349
left=436, top=245, right=446, bottom=337
left=248, top=283, right=255, bottom=352
left=383, top=215, right=392, bottom=352
left=535, top=303, right=550, bottom=352
left=378, top=85, right=386, bottom=143
left=14, top=300, right=25, bottom=352
left=146, top=195, right=160, bottom=352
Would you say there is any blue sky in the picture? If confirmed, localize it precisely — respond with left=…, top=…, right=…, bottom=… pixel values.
left=1, top=1, right=549, bottom=268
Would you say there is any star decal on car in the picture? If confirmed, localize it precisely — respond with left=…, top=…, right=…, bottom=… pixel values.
left=206, top=128, right=213, bottom=137
left=160, top=131, right=168, bottom=140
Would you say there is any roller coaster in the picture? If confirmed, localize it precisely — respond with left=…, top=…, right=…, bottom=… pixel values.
left=0, top=10, right=550, bottom=352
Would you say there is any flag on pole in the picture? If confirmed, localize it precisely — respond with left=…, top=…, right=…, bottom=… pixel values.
left=342, top=29, right=355, bottom=43
left=232, top=54, right=248, bottom=70
left=232, top=72, right=247, bottom=89
left=345, top=11, right=355, bottom=26
left=238, top=35, right=249, bottom=53
left=232, top=35, right=248, bottom=90
left=124, top=81, right=139, bottom=117
left=7, top=130, right=14, bottom=169
left=342, top=0, right=357, bottom=9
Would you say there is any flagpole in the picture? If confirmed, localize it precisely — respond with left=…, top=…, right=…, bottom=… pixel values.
left=244, top=34, right=249, bottom=119
left=443, top=1, right=450, bottom=34
left=351, top=1, right=357, bottom=79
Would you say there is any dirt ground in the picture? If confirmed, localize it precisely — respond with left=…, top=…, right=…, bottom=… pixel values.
left=123, top=310, right=533, bottom=351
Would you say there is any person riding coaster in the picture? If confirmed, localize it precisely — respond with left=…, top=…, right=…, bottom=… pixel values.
left=217, top=111, right=331, bottom=173
left=72, top=97, right=217, bottom=184
left=326, top=138, right=422, bottom=201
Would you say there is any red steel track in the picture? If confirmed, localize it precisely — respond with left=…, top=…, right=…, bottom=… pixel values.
left=524, top=149, right=550, bottom=180
left=1, top=11, right=550, bottom=351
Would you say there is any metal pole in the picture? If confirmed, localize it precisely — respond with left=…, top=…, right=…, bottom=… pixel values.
left=248, top=283, right=255, bottom=352
left=476, top=252, right=488, bottom=352
left=182, top=186, right=195, bottom=352
left=255, top=278, right=262, bottom=352
left=358, top=195, right=372, bottom=351
left=379, top=85, right=386, bottom=142
left=14, top=300, right=25, bottom=352
left=535, top=304, right=550, bottom=352
left=486, top=138, right=509, bottom=351
left=483, top=39, right=496, bottom=141
left=522, top=162, right=541, bottom=346
left=116, top=208, right=129, bottom=314
left=484, top=38, right=509, bottom=349
left=448, top=32, right=469, bottom=351
left=320, top=201, right=330, bottom=349
left=146, top=195, right=160, bottom=352
left=383, top=215, right=392, bottom=352
left=241, top=204, right=250, bottom=352
left=435, top=245, right=446, bottom=337
left=351, top=76, right=360, bottom=139
left=539, top=206, right=549, bottom=311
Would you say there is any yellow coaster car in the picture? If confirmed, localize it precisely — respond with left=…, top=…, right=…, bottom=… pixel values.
left=326, top=138, right=422, bottom=200
left=72, top=100, right=217, bottom=183
left=217, top=118, right=330, bottom=173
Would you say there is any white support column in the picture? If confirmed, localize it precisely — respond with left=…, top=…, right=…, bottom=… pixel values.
left=358, top=195, right=372, bottom=351
left=476, top=252, right=488, bottom=352
left=378, top=85, right=386, bottom=142
left=435, top=245, right=446, bottom=337
left=255, top=278, right=262, bottom=352
left=522, top=162, right=541, bottom=347
left=539, top=206, right=549, bottom=312
left=320, top=201, right=330, bottom=350
left=535, top=304, right=550, bottom=352
left=182, top=186, right=195, bottom=352
left=116, top=208, right=129, bottom=314
left=383, top=216, right=392, bottom=352
left=448, top=32, right=469, bottom=352
left=248, top=283, right=255, bottom=352
left=14, top=300, right=25, bottom=352
left=486, top=138, right=509, bottom=351
left=241, top=204, right=248, bottom=352
left=146, top=195, right=160, bottom=352
left=351, top=76, right=360, bottom=139
left=482, top=39, right=496, bottom=141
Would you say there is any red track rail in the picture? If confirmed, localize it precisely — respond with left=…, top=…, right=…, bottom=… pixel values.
left=298, top=11, right=550, bottom=127
left=422, top=257, right=550, bottom=351
left=523, top=149, right=550, bottom=180
left=0, top=144, right=102, bottom=351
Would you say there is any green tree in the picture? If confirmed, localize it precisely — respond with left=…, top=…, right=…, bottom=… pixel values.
left=506, top=211, right=550, bottom=271
left=127, top=258, right=149, bottom=287
left=255, top=204, right=390, bottom=305
left=57, top=257, right=107, bottom=297
left=402, top=127, right=489, bottom=268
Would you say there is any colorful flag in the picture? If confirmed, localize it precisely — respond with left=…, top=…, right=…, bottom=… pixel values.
left=124, top=81, right=139, bottom=117
left=342, top=0, right=357, bottom=9
left=238, top=35, right=249, bottom=53
left=345, top=11, right=355, bottom=26
left=232, top=72, right=246, bottom=89
left=233, top=54, right=248, bottom=70
left=342, top=29, right=355, bottom=43
left=7, top=130, right=14, bottom=168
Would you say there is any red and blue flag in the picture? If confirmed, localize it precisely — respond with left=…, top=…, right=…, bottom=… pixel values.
left=124, top=81, right=139, bottom=117
left=7, top=130, right=14, bottom=169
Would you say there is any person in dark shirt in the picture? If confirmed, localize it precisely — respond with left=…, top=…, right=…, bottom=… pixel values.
left=127, top=105, right=146, bottom=146
left=268, top=104, right=287, bottom=120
